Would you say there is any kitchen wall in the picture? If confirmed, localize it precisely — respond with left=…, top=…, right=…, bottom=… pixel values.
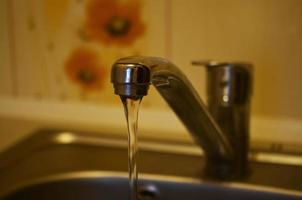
left=171, top=0, right=302, bottom=119
left=0, top=0, right=301, bottom=151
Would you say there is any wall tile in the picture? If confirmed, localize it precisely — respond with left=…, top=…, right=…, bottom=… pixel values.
left=172, top=0, right=302, bottom=118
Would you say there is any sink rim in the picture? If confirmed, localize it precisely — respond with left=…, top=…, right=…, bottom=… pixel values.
left=1, top=129, right=302, bottom=198
left=1, top=130, right=302, bottom=171
left=2, top=170, right=302, bottom=199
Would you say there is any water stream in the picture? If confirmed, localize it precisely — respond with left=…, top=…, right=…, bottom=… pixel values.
left=121, top=97, right=142, bottom=200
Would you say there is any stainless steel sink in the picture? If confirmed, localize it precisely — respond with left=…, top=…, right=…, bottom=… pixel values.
left=0, top=130, right=302, bottom=199
left=2, top=174, right=302, bottom=200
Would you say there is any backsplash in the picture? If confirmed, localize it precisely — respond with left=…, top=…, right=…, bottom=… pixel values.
left=1, top=0, right=302, bottom=119
left=1, top=0, right=169, bottom=107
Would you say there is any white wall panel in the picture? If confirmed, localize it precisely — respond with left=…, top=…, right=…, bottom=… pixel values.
left=0, top=0, right=13, bottom=96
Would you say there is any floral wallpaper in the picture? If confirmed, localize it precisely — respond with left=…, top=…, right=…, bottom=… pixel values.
left=7, top=0, right=169, bottom=106
left=65, top=45, right=107, bottom=91
left=65, top=0, right=146, bottom=93
left=85, top=0, right=145, bottom=46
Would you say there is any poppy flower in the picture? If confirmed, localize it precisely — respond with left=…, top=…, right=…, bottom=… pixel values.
left=85, top=0, right=145, bottom=46
left=65, top=46, right=106, bottom=91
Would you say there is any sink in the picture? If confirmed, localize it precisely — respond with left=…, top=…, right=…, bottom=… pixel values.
left=2, top=174, right=302, bottom=200
left=0, top=130, right=301, bottom=199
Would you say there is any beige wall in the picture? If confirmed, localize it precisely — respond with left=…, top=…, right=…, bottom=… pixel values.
left=1, top=0, right=302, bottom=119
left=0, top=0, right=13, bottom=95
left=170, top=0, right=302, bottom=119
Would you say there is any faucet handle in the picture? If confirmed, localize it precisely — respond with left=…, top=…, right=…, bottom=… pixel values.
left=192, top=60, right=253, bottom=106
left=192, top=60, right=227, bottom=67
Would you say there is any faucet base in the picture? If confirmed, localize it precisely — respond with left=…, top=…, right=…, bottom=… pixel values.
left=203, top=158, right=250, bottom=180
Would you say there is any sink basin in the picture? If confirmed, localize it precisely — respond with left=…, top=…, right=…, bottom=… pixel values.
left=0, top=130, right=301, bottom=199
left=2, top=174, right=302, bottom=200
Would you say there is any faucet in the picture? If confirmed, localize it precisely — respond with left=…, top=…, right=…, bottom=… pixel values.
left=111, top=56, right=253, bottom=180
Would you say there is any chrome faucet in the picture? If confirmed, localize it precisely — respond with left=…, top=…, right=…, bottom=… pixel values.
left=111, top=56, right=253, bottom=180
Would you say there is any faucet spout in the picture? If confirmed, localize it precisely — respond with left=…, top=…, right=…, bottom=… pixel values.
left=111, top=56, right=252, bottom=179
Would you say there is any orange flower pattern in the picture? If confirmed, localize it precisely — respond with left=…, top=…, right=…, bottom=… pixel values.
left=65, top=46, right=106, bottom=91
left=85, top=0, right=145, bottom=46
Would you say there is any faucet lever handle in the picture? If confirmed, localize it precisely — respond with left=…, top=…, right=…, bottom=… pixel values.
left=191, top=60, right=212, bottom=66
left=192, top=60, right=253, bottom=105
left=191, top=60, right=232, bottom=67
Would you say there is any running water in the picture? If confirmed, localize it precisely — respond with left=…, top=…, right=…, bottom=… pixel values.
left=121, top=97, right=142, bottom=200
